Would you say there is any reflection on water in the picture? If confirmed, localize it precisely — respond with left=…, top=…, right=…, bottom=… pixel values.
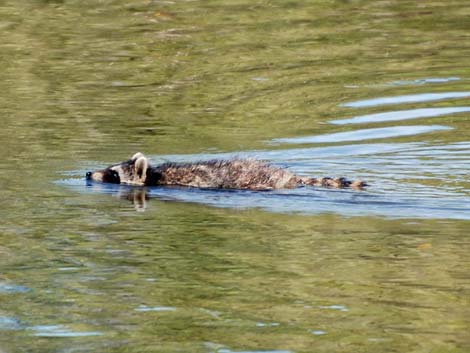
left=0, top=282, right=30, bottom=294
left=386, top=77, right=461, bottom=86
left=330, top=107, right=470, bottom=125
left=309, top=330, right=327, bottom=336
left=218, top=351, right=292, bottom=353
left=0, top=319, right=102, bottom=338
left=2, top=0, right=470, bottom=352
left=341, top=91, right=470, bottom=108
left=0, top=317, right=21, bottom=331
left=135, top=305, right=176, bottom=312
left=30, top=325, right=103, bottom=338
left=256, top=322, right=280, bottom=327
left=319, top=305, right=349, bottom=312
left=270, top=125, right=452, bottom=144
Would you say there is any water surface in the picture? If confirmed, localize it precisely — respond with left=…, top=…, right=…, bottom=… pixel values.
left=330, top=107, right=470, bottom=125
left=1, top=1, right=470, bottom=353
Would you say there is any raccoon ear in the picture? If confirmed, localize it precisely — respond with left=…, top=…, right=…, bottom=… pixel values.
left=134, top=156, right=148, bottom=179
left=131, top=152, right=145, bottom=161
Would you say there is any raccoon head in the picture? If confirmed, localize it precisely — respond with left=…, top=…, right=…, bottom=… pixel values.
left=86, top=152, right=149, bottom=186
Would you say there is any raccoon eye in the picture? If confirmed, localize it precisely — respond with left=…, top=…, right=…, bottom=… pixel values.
left=105, top=170, right=120, bottom=183
left=111, top=171, right=120, bottom=181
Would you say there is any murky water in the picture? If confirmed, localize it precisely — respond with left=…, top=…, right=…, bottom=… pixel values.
left=1, top=1, right=470, bottom=352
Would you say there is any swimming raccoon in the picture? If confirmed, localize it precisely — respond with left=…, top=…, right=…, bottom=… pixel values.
left=86, top=152, right=366, bottom=190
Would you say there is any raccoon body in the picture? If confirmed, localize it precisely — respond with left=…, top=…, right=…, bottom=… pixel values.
left=86, top=153, right=366, bottom=190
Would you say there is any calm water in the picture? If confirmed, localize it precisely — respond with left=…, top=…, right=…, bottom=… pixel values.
left=1, top=1, right=470, bottom=352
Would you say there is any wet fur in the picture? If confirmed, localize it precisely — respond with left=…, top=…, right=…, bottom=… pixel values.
left=87, top=153, right=366, bottom=190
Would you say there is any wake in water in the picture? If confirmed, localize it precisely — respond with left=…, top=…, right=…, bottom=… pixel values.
left=61, top=84, right=470, bottom=220
left=59, top=140, right=470, bottom=220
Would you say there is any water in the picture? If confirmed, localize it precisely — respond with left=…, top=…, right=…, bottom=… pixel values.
left=270, top=125, right=453, bottom=144
left=330, top=107, right=470, bottom=125
left=1, top=1, right=470, bottom=353
left=339, top=91, right=470, bottom=108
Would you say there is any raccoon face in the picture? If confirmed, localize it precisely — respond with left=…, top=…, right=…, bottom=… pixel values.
left=86, top=152, right=149, bottom=185
left=86, top=168, right=121, bottom=184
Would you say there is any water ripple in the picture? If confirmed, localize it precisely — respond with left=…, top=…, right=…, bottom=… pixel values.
left=135, top=305, right=176, bottom=312
left=63, top=141, right=470, bottom=220
left=271, top=125, right=452, bottom=144
left=0, top=316, right=21, bottom=330
left=330, top=107, right=470, bottom=125
left=0, top=282, right=30, bottom=294
left=341, top=91, right=470, bottom=108
left=29, top=325, right=103, bottom=337
left=385, top=77, right=461, bottom=86
left=219, top=350, right=292, bottom=353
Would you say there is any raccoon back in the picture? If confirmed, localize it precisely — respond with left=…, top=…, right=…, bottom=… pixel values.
left=153, top=159, right=299, bottom=190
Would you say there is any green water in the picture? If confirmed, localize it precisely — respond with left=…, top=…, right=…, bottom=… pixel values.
left=1, top=1, right=470, bottom=352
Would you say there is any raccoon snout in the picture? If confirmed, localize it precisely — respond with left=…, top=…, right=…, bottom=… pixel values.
left=86, top=172, right=92, bottom=180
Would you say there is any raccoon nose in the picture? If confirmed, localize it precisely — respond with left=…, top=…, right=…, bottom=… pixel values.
left=86, top=172, right=92, bottom=179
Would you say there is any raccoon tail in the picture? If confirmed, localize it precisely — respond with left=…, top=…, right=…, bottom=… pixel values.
left=301, top=177, right=367, bottom=189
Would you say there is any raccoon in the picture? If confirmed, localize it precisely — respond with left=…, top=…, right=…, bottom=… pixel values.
left=86, top=152, right=366, bottom=190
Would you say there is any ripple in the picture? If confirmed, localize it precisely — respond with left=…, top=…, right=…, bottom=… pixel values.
left=386, top=77, right=460, bottom=86
left=330, top=107, right=470, bottom=125
left=271, top=125, right=452, bottom=144
left=65, top=141, right=470, bottom=220
left=0, top=316, right=21, bottom=330
left=0, top=281, right=30, bottom=294
left=319, top=305, right=349, bottom=312
left=310, top=330, right=327, bottom=335
left=148, top=143, right=422, bottom=162
left=256, top=322, right=280, bottom=327
left=341, top=91, right=470, bottom=108
left=219, top=350, right=292, bottom=353
left=135, top=305, right=176, bottom=312
left=29, top=325, right=103, bottom=337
